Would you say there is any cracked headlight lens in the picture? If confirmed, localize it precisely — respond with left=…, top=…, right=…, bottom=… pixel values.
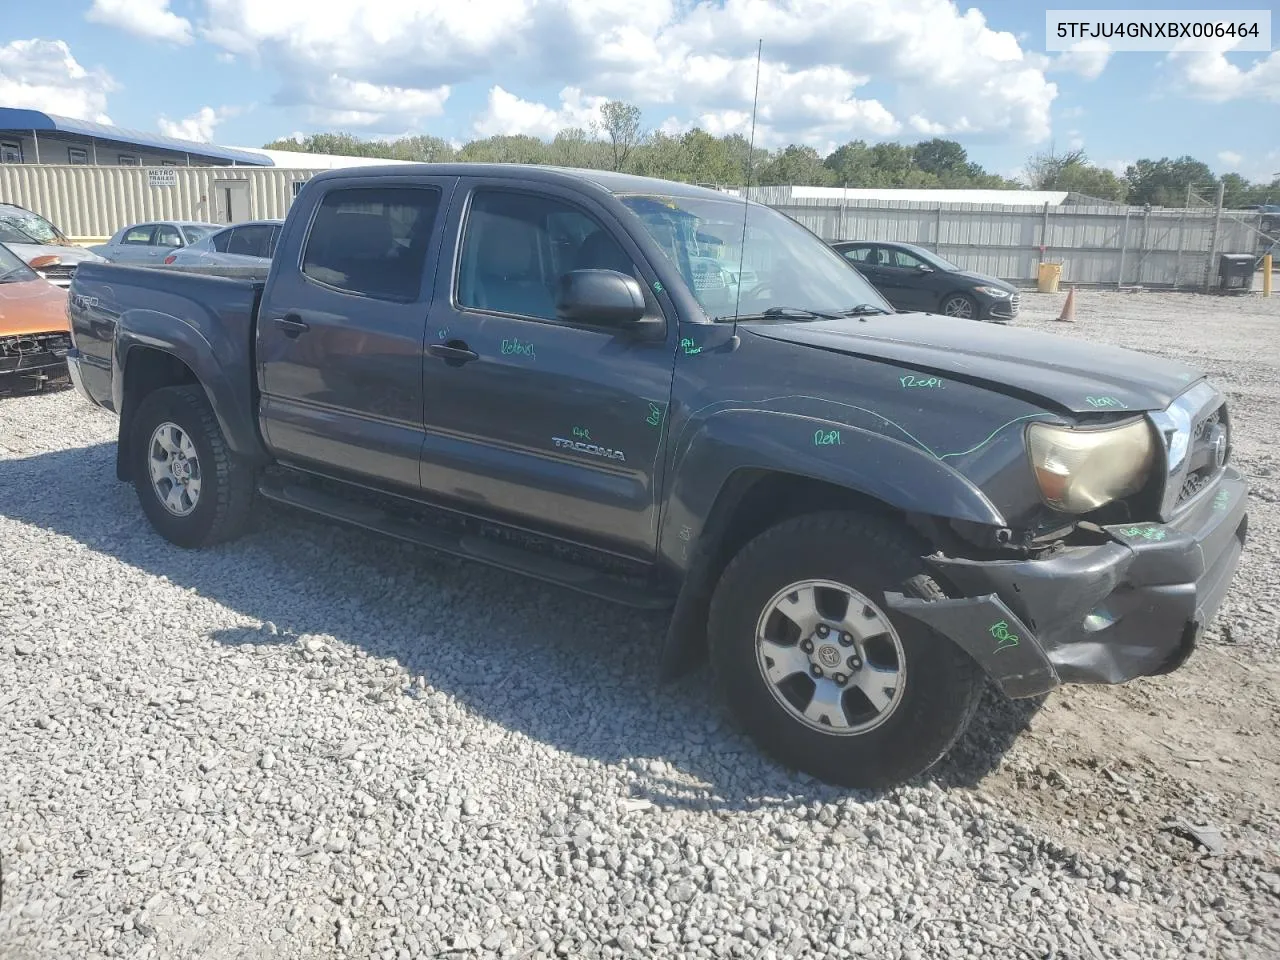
left=1027, top=418, right=1156, bottom=513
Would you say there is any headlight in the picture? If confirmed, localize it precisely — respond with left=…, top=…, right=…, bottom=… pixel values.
left=973, top=286, right=1011, bottom=298
left=1027, top=419, right=1156, bottom=513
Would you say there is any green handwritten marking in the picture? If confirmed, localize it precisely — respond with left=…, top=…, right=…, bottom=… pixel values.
left=814, top=429, right=842, bottom=446
left=572, top=426, right=591, bottom=440
left=680, top=337, right=703, bottom=356
left=1213, top=489, right=1231, bottom=511
left=501, top=338, right=536, bottom=358
left=900, top=375, right=944, bottom=389
left=1118, top=525, right=1168, bottom=542
left=990, top=620, right=1020, bottom=652
left=1086, top=396, right=1124, bottom=409
left=646, top=403, right=663, bottom=427
left=653, top=280, right=664, bottom=294
left=675, top=395, right=1055, bottom=464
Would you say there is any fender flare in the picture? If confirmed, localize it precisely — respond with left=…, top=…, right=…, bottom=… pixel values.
left=656, top=408, right=1007, bottom=679
left=112, top=307, right=266, bottom=469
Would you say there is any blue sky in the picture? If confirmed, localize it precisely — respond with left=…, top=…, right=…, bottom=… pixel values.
left=2, top=0, right=1277, bottom=182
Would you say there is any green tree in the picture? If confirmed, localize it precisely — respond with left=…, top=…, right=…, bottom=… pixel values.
left=599, top=100, right=643, bottom=172
left=1123, top=156, right=1216, bottom=206
left=757, top=145, right=833, bottom=186
left=912, top=138, right=968, bottom=179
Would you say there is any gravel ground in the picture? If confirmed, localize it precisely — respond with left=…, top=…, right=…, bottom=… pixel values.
left=2, top=290, right=1280, bottom=960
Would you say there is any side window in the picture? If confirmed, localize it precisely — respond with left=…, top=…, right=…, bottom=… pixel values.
left=267, top=225, right=282, bottom=257
left=302, top=186, right=442, bottom=301
left=210, top=229, right=233, bottom=253
left=457, top=190, right=635, bottom=323
left=122, top=225, right=156, bottom=245
left=889, top=248, right=925, bottom=269
left=67, top=148, right=88, bottom=165
left=227, top=225, right=272, bottom=258
left=0, top=141, right=22, bottom=163
left=155, top=224, right=184, bottom=247
left=841, top=246, right=871, bottom=262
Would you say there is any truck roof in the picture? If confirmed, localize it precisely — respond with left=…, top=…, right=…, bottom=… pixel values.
left=305, top=163, right=736, bottom=203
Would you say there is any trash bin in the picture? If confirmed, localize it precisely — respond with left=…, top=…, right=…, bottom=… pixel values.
left=1218, top=253, right=1255, bottom=294
left=1037, top=261, right=1062, bottom=294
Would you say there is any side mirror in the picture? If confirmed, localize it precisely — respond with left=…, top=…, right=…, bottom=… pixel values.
left=556, top=269, right=648, bottom=327
left=29, top=255, right=61, bottom=269
left=915, top=263, right=934, bottom=272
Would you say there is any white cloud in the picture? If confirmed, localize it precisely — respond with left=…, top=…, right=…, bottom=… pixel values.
left=1067, top=130, right=1084, bottom=151
left=158, top=105, right=238, bottom=142
left=87, top=0, right=193, bottom=44
left=296, top=75, right=451, bottom=128
left=1051, top=40, right=1111, bottom=80
left=0, top=39, right=116, bottom=123
left=1217, top=150, right=1243, bottom=170
left=472, top=86, right=607, bottom=138
left=1169, top=40, right=1280, bottom=102
left=188, top=0, right=1060, bottom=143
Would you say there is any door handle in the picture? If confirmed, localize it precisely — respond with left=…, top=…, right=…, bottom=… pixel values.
left=427, top=342, right=479, bottom=365
left=273, top=315, right=310, bottom=338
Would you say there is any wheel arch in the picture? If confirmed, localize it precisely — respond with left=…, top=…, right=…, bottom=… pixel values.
left=656, top=409, right=1007, bottom=681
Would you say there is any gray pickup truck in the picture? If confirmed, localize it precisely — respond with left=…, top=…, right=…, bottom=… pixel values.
left=65, top=164, right=1248, bottom=788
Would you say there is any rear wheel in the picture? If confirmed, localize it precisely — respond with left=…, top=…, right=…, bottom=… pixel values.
left=940, top=293, right=978, bottom=319
left=708, top=510, right=983, bottom=788
left=130, top=385, right=255, bottom=548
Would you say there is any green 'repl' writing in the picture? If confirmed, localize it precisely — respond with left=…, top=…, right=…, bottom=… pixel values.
left=990, top=620, right=1019, bottom=652
left=900, top=375, right=944, bottom=389
left=572, top=426, right=591, bottom=440
left=814, top=429, right=842, bottom=446
left=646, top=403, right=662, bottom=427
left=680, top=337, right=702, bottom=356
left=501, top=338, right=536, bottom=358
left=1213, top=489, right=1231, bottom=511
left=1085, top=396, right=1123, bottom=409
left=1118, top=525, right=1168, bottom=542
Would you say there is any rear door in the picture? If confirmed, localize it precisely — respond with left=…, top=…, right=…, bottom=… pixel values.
left=257, top=178, right=455, bottom=493
left=418, top=181, right=676, bottom=560
left=152, top=223, right=186, bottom=262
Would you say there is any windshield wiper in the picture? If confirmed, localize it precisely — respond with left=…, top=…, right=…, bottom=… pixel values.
left=726, top=306, right=843, bottom=322
left=835, top=303, right=893, bottom=316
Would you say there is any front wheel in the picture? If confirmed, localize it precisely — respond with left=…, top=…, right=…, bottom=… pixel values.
left=130, top=385, right=255, bottom=548
left=708, top=511, right=983, bottom=789
left=940, top=293, right=979, bottom=319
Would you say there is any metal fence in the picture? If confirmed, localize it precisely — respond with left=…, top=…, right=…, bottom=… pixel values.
left=0, top=164, right=1266, bottom=289
left=747, top=188, right=1263, bottom=290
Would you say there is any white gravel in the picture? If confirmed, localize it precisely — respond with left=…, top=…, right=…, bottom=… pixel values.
left=3, top=291, right=1280, bottom=959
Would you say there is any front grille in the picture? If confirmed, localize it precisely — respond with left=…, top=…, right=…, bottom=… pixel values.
left=990, top=293, right=1020, bottom=320
left=36, top=263, right=77, bottom=286
left=0, top=332, right=70, bottom=375
left=1176, top=405, right=1229, bottom=506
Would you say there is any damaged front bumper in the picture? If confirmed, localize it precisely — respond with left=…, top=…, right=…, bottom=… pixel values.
left=885, top=468, right=1249, bottom=698
left=0, top=332, right=71, bottom=384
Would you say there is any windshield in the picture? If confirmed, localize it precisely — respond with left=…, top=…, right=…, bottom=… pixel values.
left=0, top=242, right=37, bottom=283
left=618, top=194, right=892, bottom=321
left=0, top=208, right=66, bottom=246
left=181, top=225, right=218, bottom=244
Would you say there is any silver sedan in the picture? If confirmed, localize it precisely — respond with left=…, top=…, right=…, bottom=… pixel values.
left=161, top=220, right=283, bottom=268
left=94, top=221, right=222, bottom=265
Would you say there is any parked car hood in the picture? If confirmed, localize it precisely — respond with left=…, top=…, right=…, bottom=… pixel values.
left=746, top=313, right=1203, bottom=414
left=952, top=270, right=1015, bottom=292
left=0, top=277, right=69, bottom=336
left=6, top=241, right=107, bottom=267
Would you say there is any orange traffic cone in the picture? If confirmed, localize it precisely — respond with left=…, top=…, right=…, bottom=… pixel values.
left=1056, top=286, right=1077, bottom=322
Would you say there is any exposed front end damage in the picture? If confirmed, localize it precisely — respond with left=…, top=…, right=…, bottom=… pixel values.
left=888, top=466, right=1248, bottom=699
left=0, top=331, right=71, bottom=390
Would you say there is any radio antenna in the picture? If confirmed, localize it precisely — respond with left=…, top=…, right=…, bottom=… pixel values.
left=732, top=38, right=763, bottom=322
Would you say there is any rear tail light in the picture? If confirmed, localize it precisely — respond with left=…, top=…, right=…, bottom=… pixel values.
left=164, top=254, right=177, bottom=264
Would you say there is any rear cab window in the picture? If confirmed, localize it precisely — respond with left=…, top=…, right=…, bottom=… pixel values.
left=302, top=187, right=443, bottom=301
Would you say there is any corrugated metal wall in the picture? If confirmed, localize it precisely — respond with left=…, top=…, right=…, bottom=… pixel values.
left=1, top=164, right=1263, bottom=288
left=761, top=196, right=1262, bottom=289
left=0, top=164, right=315, bottom=238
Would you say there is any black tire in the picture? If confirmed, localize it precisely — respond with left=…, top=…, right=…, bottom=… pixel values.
left=129, top=385, right=255, bottom=548
left=939, top=292, right=979, bottom=320
left=708, top=510, right=983, bottom=789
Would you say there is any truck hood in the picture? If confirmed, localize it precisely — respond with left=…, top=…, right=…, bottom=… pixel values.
left=746, top=313, right=1203, bottom=414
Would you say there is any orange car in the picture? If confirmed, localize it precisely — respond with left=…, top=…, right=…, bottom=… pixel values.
left=0, top=240, right=71, bottom=390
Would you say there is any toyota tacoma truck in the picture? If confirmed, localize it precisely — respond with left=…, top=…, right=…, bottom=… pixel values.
left=64, top=165, right=1249, bottom=789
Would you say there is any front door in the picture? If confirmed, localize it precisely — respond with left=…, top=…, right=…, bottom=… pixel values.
left=420, top=182, right=676, bottom=560
left=257, top=178, right=454, bottom=492
left=881, top=246, right=940, bottom=311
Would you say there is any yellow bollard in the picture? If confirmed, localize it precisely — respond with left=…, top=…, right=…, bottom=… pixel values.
left=1264, top=253, right=1273, bottom=297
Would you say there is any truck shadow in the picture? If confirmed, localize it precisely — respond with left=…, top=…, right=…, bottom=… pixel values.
left=0, top=442, right=1039, bottom=810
